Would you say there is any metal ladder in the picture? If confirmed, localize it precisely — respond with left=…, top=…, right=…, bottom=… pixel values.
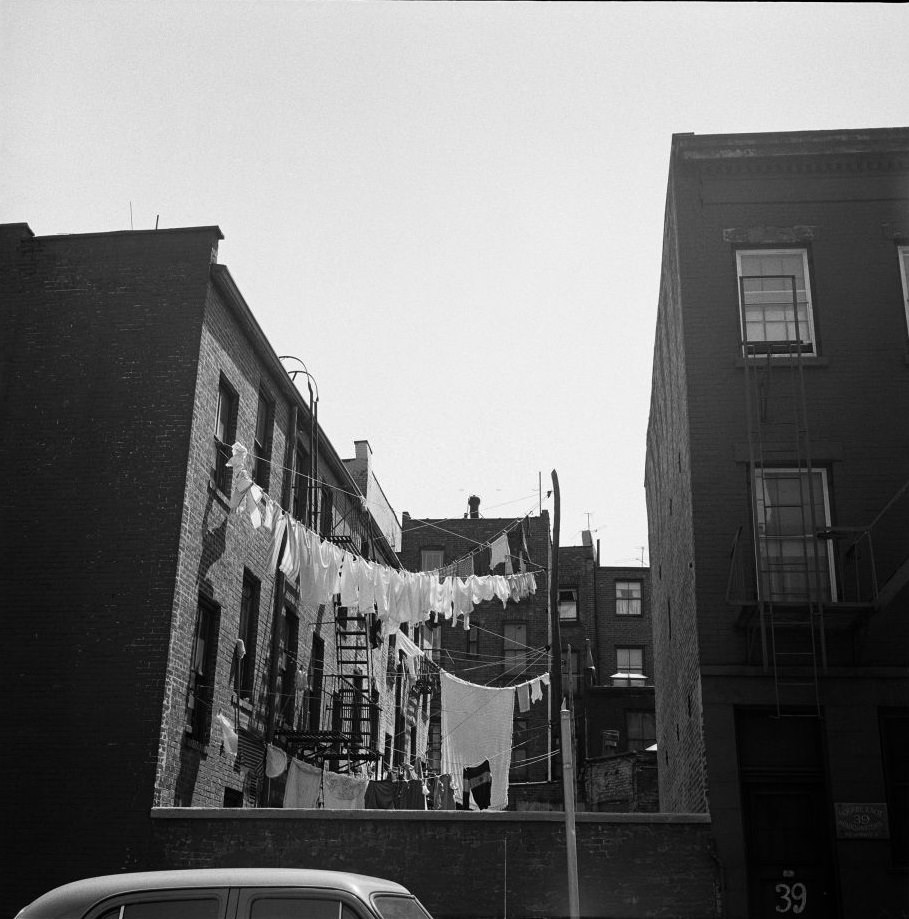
left=741, top=274, right=824, bottom=717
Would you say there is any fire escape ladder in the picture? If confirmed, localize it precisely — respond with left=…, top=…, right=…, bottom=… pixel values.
left=740, top=274, right=824, bottom=718
left=333, top=599, right=378, bottom=769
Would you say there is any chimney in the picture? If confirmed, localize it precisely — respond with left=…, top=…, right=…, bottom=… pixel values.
left=468, top=495, right=481, bottom=519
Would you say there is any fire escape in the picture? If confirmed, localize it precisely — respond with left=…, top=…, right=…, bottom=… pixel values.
left=727, top=274, right=909, bottom=716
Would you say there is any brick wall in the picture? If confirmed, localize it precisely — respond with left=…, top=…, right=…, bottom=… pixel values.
left=150, top=809, right=720, bottom=919
left=584, top=751, right=659, bottom=813
left=645, top=171, right=709, bottom=815
left=0, top=224, right=219, bottom=915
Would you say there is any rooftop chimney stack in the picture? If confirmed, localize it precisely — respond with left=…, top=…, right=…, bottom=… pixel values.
left=468, top=495, right=481, bottom=519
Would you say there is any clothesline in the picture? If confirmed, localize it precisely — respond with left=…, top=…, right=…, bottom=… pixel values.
left=226, top=439, right=548, bottom=574
left=228, top=442, right=540, bottom=631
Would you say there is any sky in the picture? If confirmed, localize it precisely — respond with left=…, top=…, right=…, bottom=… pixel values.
left=2, top=2, right=907, bottom=566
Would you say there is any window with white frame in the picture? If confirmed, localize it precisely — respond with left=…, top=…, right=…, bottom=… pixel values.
left=736, top=249, right=816, bottom=355
left=613, top=647, right=644, bottom=686
left=626, top=711, right=657, bottom=752
left=558, top=587, right=578, bottom=621
left=754, top=467, right=835, bottom=602
left=615, top=580, right=642, bottom=616
left=899, top=246, right=909, bottom=335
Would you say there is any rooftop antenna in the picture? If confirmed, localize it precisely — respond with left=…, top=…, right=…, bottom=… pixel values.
left=585, top=512, right=593, bottom=530
left=155, top=214, right=159, bottom=230
left=129, top=201, right=133, bottom=231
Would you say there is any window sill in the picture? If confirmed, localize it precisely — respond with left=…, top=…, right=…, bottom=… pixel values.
left=735, top=356, right=829, bottom=368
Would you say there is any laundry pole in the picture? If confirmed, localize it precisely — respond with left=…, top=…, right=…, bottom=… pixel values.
left=561, top=702, right=580, bottom=919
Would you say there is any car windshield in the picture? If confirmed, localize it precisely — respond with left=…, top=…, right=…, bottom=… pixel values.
left=372, top=895, right=433, bottom=919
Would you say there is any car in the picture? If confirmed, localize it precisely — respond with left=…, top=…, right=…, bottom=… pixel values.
left=14, top=868, right=435, bottom=919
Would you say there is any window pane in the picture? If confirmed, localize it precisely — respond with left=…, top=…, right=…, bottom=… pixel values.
left=738, top=249, right=813, bottom=351
left=558, top=588, right=577, bottom=620
left=373, top=896, right=433, bottom=919
left=249, top=898, right=341, bottom=919
left=617, top=648, right=643, bottom=673
left=124, top=899, right=220, bottom=918
left=616, top=581, right=642, bottom=615
left=421, top=549, right=444, bottom=571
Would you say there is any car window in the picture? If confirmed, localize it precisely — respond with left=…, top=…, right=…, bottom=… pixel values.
left=371, top=896, right=432, bottom=919
left=248, top=897, right=343, bottom=919
left=95, top=898, right=221, bottom=919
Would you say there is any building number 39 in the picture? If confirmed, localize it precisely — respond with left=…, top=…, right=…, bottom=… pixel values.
left=775, top=881, right=807, bottom=914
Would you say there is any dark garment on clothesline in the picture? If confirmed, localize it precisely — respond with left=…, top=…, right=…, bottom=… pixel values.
left=463, top=760, right=492, bottom=810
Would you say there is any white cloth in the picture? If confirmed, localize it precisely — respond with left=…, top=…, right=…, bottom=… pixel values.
left=322, top=771, right=369, bottom=809
left=265, top=743, right=288, bottom=778
left=440, top=669, right=514, bottom=810
left=489, top=534, right=510, bottom=571
left=530, top=676, right=543, bottom=704
left=217, top=713, right=237, bottom=760
left=284, top=758, right=322, bottom=808
left=396, top=629, right=424, bottom=680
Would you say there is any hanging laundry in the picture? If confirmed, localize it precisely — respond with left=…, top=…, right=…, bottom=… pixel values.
left=530, top=676, right=543, bottom=704
left=396, top=629, right=423, bottom=680
left=516, top=682, right=531, bottom=713
left=265, top=743, right=288, bottom=779
left=216, top=713, right=238, bottom=760
left=322, top=771, right=369, bottom=809
left=365, top=779, right=396, bottom=810
left=237, top=728, right=266, bottom=776
left=440, top=669, right=514, bottom=810
left=489, top=534, right=510, bottom=572
left=267, top=512, right=288, bottom=572
left=284, top=758, right=323, bottom=808
left=339, top=553, right=361, bottom=608
left=429, top=774, right=456, bottom=810
left=463, top=760, right=492, bottom=810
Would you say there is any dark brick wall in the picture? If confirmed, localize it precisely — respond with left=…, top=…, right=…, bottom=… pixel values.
left=584, top=752, right=659, bottom=813
left=0, top=224, right=218, bottom=915
left=645, top=132, right=909, bottom=917
left=645, top=169, right=708, bottom=816
left=150, top=809, right=720, bottom=919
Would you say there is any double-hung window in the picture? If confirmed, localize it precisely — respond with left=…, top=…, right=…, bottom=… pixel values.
left=421, top=548, right=445, bottom=572
left=558, top=587, right=578, bottom=621
left=614, top=647, right=644, bottom=686
left=503, top=622, right=527, bottom=673
left=237, top=571, right=260, bottom=701
left=252, top=391, right=273, bottom=489
left=754, top=467, right=835, bottom=602
left=626, top=711, right=657, bottom=752
left=186, top=596, right=219, bottom=741
left=616, top=580, right=642, bottom=616
left=736, top=249, right=816, bottom=355
left=213, top=377, right=237, bottom=493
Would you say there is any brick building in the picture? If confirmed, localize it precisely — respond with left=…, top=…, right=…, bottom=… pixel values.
left=398, top=500, right=553, bottom=798
left=558, top=541, right=656, bottom=810
left=645, top=128, right=909, bottom=917
left=0, top=223, right=422, bottom=910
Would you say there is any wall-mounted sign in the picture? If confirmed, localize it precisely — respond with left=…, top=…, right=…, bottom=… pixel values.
left=834, top=803, right=889, bottom=839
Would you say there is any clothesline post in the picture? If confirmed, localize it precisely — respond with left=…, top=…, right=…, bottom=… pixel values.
left=560, top=701, right=580, bottom=919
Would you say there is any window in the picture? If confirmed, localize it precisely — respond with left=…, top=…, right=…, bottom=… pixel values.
left=292, top=441, right=310, bottom=522
left=510, top=747, right=527, bottom=774
left=503, top=622, right=527, bottom=672
left=614, top=647, right=644, bottom=685
left=252, top=390, right=274, bottom=489
left=319, top=485, right=333, bottom=538
left=421, top=548, right=445, bottom=571
left=558, top=587, right=578, bottom=621
left=307, top=633, right=325, bottom=732
left=616, top=580, right=642, bottom=616
left=561, top=648, right=581, bottom=696
left=754, top=467, right=835, bottom=602
left=601, top=729, right=620, bottom=755
left=186, top=596, right=219, bottom=741
left=236, top=572, right=259, bottom=701
left=466, top=625, right=479, bottom=656
left=213, top=377, right=237, bottom=492
left=899, top=246, right=909, bottom=335
left=736, top=249, right=816, bottom=355
left=626, top=711, right=657, bottom=752
left=277, top=605, right=299, bottom=728
left=428, top=722, right=441, bottom=773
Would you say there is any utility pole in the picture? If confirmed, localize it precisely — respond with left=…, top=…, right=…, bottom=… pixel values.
left=561, top=702, right=580, bottom=919
left=549, top=469, right=562, bottom=778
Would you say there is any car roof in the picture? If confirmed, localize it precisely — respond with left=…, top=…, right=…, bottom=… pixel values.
left=18, top=868, right=413, bottom=919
